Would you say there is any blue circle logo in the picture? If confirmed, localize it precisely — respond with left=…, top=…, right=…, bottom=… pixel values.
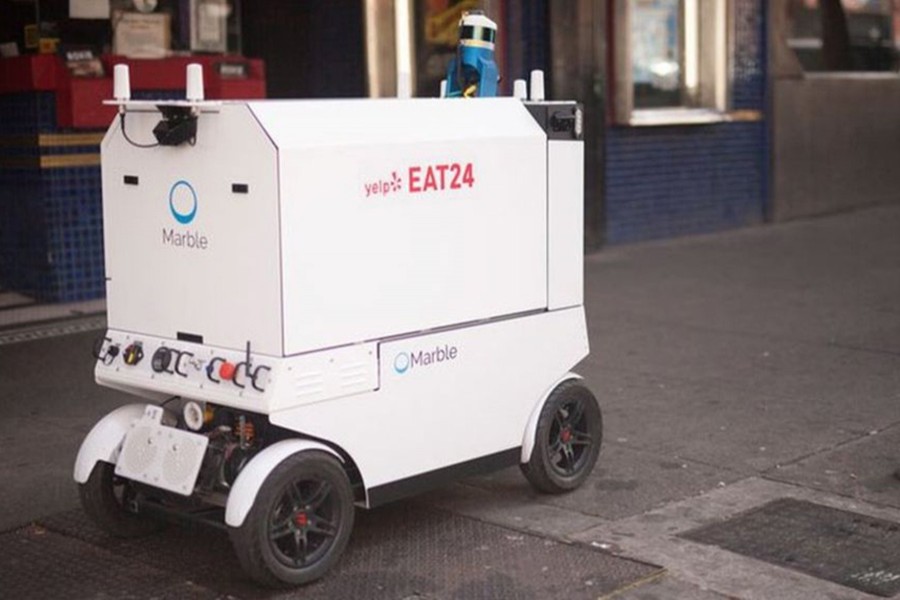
left=169, top=180, right=198, bottom=225
left=393, top=352, right=410, bottom=374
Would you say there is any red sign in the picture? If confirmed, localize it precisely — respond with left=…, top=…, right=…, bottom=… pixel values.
left=409, top=163, right=475, bottom=193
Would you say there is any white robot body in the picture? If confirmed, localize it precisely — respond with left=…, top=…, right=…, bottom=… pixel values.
left=76, top=87, right=594, bottom=586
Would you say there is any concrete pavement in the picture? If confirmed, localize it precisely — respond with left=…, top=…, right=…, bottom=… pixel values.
left=2, top=204, right=900, bottom=598
left=433, top=204, right=900, bottom=598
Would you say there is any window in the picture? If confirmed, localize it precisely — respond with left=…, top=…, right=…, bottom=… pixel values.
left=631, top=0, right=683, bottom=108
left=786, top=0, right=899, bottom=72
left=614, top=0, right=732, bottom=125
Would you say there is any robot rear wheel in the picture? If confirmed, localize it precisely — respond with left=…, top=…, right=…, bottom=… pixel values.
left=521, top=379, right=603, bottom=494
left=79, top=461, right=165, bottom=538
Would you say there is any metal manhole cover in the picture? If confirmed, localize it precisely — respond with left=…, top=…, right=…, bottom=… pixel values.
left=0, top=524, right=218, bottom=599
left=682, top=498, right=900, bottom=597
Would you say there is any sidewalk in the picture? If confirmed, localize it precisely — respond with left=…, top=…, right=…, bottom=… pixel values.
left=432, top=203, right=900, bottom=599
left=1, top=204, right=899, bottom=598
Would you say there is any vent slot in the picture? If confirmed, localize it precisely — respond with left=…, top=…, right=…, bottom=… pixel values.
left=177, top=331, right=204, bottom=344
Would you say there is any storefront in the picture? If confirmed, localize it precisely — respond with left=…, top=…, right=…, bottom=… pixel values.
left=770, top=0, right=900, bottom=220
left=0, top=0, right=772, bottom=305
left=0, top=0, right=266, bottom=303
left=395, top=0, right=769, bottom=246
left=602, top=0, right=768, bottom=243
left=0, top=0, right=553, bottom=303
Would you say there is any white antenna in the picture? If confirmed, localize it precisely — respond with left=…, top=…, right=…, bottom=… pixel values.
left=397, top=75, right=412, bottom=100
left=113, top=64, right=131, bottom=102
left=513, top=79, right=527, bottom=100
left=186, top=63, right=205, bottom=102
left=439, top=79, right=448, bottom=98
left=529, top=70, right=545, bottom=101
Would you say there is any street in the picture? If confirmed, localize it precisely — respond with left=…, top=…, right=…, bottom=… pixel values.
left=2, top=204, right=900, bottom=599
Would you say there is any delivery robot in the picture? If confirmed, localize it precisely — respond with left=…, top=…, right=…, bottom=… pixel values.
left=74, top=59, right=600, bottom=587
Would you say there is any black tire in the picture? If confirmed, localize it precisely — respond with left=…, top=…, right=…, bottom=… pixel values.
left=521, top=379, right=602, bottom=494
left=229, top=451, right=355, bottom=588
left=78, top=461, right=164, bottom=537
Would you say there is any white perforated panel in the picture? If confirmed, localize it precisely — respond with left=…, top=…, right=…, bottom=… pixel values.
left=115, top=405, right=209, bottom=496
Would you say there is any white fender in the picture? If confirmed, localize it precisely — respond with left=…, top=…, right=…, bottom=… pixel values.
left=225, top=439, right=343, bottom=528
left=73, top=403, right=147, bottom=483
left=520, top=372, right=583, bottom=464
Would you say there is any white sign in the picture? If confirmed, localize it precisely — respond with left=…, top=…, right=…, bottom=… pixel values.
left=69, top=0, right=110, bottom=19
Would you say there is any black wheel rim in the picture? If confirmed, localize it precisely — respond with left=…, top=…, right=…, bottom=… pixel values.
left=268, top=479, right=340, bottom=569
left=547, top=397, right=593, bottom=477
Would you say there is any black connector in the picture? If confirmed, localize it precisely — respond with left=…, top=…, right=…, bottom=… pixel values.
left=103, top=344, right=120, bottom=365
left=151, top=347, right=173, bottom=373
left=92, top=335, right=111, bottom=360
left=123, top=343, right=144, bottom=366
left=206, top=357, right=224, bottom=383
left=174, top=351, right=194, bottom=377
left=233, top=362, right=248, bottom=389
left=251, top=365, right=272, bottom=392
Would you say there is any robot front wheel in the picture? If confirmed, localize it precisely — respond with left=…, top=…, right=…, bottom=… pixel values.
left=229, top=450, right=355, bottom=588
left=521, top=379, right=603, bottom=494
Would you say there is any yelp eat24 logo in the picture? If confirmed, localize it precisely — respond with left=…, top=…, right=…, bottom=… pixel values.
left=364, top=162, right=475, bottom=198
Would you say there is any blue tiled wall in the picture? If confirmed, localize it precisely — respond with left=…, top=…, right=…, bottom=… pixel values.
left=605, top=0, right=767, bottom=244
left=0, top=89, right=182, bottom=302
left=0, top=167, right=46, bottom=296
left=43, top=165, right=106, bottom=301
left=0, top=92, right=57, bottom=135
left=0, top=160, right=105, bottom=302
